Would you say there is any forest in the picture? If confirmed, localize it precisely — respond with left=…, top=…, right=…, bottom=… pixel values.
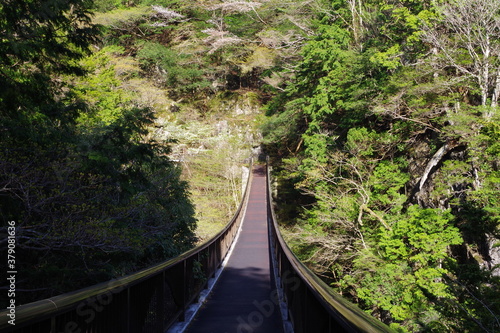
left=0, top=0, right=499, bottom=332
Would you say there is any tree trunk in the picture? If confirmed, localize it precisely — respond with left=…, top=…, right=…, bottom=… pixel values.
left=491, top=71, right=500, bottom=107
left=418, top=143, right=449, bottom=192
left=348, top=0, right=363, bottom=49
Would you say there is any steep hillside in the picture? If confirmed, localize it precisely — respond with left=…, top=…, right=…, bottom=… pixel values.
left=86, top=0, right=319, bottom=240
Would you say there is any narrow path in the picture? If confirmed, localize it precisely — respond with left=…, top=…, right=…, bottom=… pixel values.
left=185, top=165, right=283, bottom=333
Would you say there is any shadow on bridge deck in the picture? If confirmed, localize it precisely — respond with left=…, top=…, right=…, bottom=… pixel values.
left=185, top=165, right=283, bottom=333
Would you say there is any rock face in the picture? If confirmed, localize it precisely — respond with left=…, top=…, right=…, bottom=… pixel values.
left=405, top=133, right=500, bottom=279
left=487, top=235, right=500, bottom=276
left=216, top=120, right=228, bottom=135
left=209, top=91, right=261, bottom=115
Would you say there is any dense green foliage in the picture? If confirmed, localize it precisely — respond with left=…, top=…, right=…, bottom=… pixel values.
left=1, top=0, right=308, bottom=305
left=0, top=0, right=196, bottom=305
left=263, top=0, right=499, bottom=331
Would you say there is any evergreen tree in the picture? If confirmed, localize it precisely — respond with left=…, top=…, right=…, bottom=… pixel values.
left=263, top=0, right=499, bottom=331
left=0, top=0, right=197, bottom=305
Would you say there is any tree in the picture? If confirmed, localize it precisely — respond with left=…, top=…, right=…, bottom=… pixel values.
left=354, top=205, right=462, bottom=330
left=263, top=1, right=499, bottom=331
left=422, top=0, right=500, bottom=117
left=0, top=0, right=99, bottom=137
left=136, top=41, right=210, bottom=96
left=0, top=1, right=198, bottom=305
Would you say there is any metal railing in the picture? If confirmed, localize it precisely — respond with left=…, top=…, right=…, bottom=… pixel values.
left=0, top=161, right=253, bottom=333
left=266, top=161, right=394, bottom=333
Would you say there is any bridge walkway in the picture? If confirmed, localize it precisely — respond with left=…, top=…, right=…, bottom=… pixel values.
left=185, top=165, right=283, bottom=333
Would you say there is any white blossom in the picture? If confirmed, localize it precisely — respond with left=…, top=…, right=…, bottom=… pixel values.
left=151, top=6, right=185, bottom=20
left=208, top=1, right=263, bottom=13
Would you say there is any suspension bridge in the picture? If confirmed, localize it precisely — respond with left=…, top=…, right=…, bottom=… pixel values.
left=0, top=161, right=393, bottom=333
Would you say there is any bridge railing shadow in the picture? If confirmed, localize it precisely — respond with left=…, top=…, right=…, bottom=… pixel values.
left=266, top=157, right=394, bottom=333
left=0, top=160, right=253, bottom=333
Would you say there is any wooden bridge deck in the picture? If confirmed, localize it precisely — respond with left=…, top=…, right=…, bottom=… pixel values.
left=185, top=165, right=283, bottom=333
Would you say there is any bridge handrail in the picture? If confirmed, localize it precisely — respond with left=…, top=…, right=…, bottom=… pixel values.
left=266, top=161, right=394, bottom=333
left=0, top=160, right=253, bottom=332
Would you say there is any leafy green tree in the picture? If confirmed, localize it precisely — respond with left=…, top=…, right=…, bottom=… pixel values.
left=136, top=41, right=210, bottom=97
left=0, top=0, right=197, bottom=305
left=70, top=47, right=198, bottom=272
left=354, top=206, right=462, bottom=331
left=264, top=1, right=499, bottom=331
left=0, top=0, right=99, bottom=142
